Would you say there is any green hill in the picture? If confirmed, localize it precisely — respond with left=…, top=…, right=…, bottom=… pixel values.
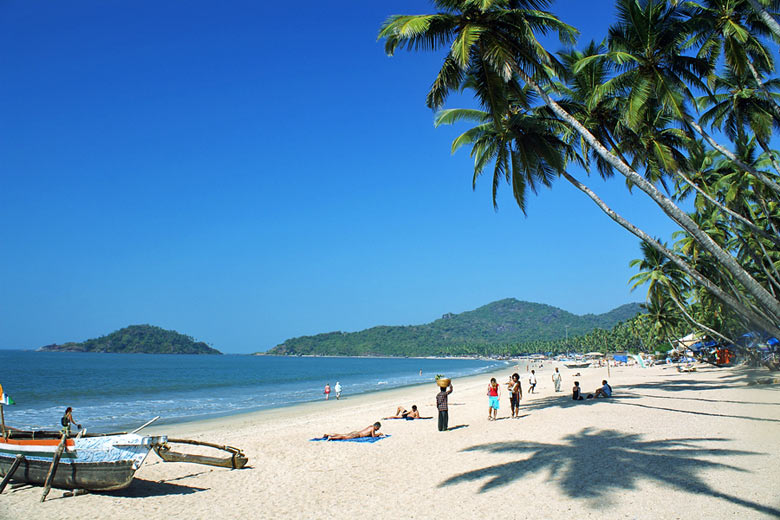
left=39, top=324, right=222, bottom=355
left=263, top=299, right=643, bottom=356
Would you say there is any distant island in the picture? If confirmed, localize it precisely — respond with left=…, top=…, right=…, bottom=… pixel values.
left=39, top=324, right=222, bottom=355
left=262, top=298, right=643, bottom=357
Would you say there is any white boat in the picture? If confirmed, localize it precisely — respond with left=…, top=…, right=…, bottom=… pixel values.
left=0, top=430, right=166, bottom=491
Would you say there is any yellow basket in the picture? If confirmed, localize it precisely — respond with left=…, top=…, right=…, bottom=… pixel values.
left=436, top=377, right=451, bottom=388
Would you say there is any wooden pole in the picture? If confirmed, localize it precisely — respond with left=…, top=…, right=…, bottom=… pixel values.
left=40, top=433, right=67, bottom=502
left=130, top=415, right=160, bottom=434
left=0, top=404, right=6, bottom=440
left=0, top=454, right=24, bottom=494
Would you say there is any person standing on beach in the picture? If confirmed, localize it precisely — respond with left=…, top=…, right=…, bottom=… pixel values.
left=324, top=383, right=331, bottom=400
left=436, top=382, right=453, bottom=431
left=528, top=370, right=537, bottom=394
left=552, top=368, right=562, bottom=392
left=510, top=373, right=522, bottom=418
left=487, top=378, right=500, bottom=420
left=334, top=382, right=342, bottom=400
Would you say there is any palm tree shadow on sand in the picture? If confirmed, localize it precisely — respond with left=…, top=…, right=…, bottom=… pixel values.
left=439, top=428, right=779, bottom=517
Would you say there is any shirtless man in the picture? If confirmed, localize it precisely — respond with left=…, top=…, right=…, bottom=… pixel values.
left=324, top=422, right=384, bottom=440
left=384, top=405, right=431, bottom=420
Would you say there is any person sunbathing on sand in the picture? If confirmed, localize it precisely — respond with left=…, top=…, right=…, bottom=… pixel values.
left=384, top=405, right=431, bottom=420
left=324, top=422, right=384, bottom=440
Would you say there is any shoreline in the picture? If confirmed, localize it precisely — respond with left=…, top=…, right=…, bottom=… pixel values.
left=6, top=362, right=779, bottom=519
left=147, top=361, right=518, bottom=436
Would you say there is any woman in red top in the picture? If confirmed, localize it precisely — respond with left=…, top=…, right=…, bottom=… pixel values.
left=487, top=377, right=500, bottom=421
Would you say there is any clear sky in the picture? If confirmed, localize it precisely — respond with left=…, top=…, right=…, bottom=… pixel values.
left=0, top=1, right=683, bottom=353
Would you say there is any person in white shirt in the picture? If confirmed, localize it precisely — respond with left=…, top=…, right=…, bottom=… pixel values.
left=593, top=380, right=612, bottom=398
left=528, top=370, right=537, bottom=394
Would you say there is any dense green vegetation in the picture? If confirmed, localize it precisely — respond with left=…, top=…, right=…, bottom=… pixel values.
left=378, top=0, right=780, bottom=353
left=264, top=299, right=642, bottom=356
left=39, top=325, right=222, bottom=355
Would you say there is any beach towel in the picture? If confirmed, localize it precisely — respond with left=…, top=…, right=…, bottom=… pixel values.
left=310, top=435, right=391, bottom=443
left=384, top=417, right=433, bottom=420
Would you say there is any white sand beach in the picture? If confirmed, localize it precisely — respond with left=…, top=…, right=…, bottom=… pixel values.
left=3, top=363, right=780, bottom=519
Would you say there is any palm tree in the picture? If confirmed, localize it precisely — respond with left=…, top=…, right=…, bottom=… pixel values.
left=683, top=0, right=780, bottom=119
left=379, top=0, right=780, bottom=324
left=435, top=98, right=780, bottom=336
left=697, top=66, right=780, bottom=175
left=597, top=0, right=780, bottom=197
left=630, top=240, right=736, bottom=343
left=744, top=0, right=780, bottom=43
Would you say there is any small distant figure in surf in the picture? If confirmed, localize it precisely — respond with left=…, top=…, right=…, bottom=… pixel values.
left=61, top=407, right=81, bottom=434
left=324, top=383, right=331, bottom=400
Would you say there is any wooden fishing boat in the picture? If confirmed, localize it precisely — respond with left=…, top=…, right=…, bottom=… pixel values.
left=563, top=361, right=591, bottom=369
left=153, top=438, right=247, bottom=469
left=0, top=430, right=167, bottom=491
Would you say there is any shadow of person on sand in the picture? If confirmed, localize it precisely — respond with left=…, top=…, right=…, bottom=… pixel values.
left=439, top=427, right=778, bottom=517
left=102, top=478, right=208, bottom=498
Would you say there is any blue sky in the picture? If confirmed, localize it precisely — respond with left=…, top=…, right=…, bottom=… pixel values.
left=0, top=1, right=683, bottom=353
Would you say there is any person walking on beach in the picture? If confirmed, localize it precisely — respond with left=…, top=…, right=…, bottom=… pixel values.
left=61, top=407, right=81, bottom=434
left=334, top=382, right=342, bottom=400
left=324, top=383, right=331, bottom=400
left=487, top=377, right=500, bottom=421
left=552, top=367, right=562, bottom=392
left=436, top=381, right=453, bottom=431
left=528, top=370, right=537, bottom=394
left=510, top=373, right=522, bottom=418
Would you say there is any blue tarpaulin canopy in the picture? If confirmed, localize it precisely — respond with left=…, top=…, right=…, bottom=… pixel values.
left=689, top=340, right=718, bottom=351
left=613, top=355, right=628, bottom=363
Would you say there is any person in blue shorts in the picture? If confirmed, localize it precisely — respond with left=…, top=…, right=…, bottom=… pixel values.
left=487, top=377, right=501, bottom=420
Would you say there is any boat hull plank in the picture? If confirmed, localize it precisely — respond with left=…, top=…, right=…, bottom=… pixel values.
left=0, top=456, right=137, bottom=491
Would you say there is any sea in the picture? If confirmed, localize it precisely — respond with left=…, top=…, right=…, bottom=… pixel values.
left=0, top=350, right=507, bottom=432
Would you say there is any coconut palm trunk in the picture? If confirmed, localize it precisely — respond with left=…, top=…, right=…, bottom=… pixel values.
left=560, top=170, right=780, bottom=338
left=676, top=170, right=780, bottom=247
left=686, top=119, right=780, bottom=198
left=513, top=65, right=780, bottom=322
left=668, top=292, right=736, bottom=346
left=745, top=0, right=780, bottom=40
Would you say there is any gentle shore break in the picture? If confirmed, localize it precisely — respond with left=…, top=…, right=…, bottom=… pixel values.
left=3, top=363, right=780, bottom=519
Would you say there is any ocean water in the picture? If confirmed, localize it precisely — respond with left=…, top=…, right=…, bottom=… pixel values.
left=0, top=351, right=506, bottom=432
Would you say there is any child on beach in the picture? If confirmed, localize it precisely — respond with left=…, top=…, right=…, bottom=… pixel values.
left=487, top=377, right=500, bottom=420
